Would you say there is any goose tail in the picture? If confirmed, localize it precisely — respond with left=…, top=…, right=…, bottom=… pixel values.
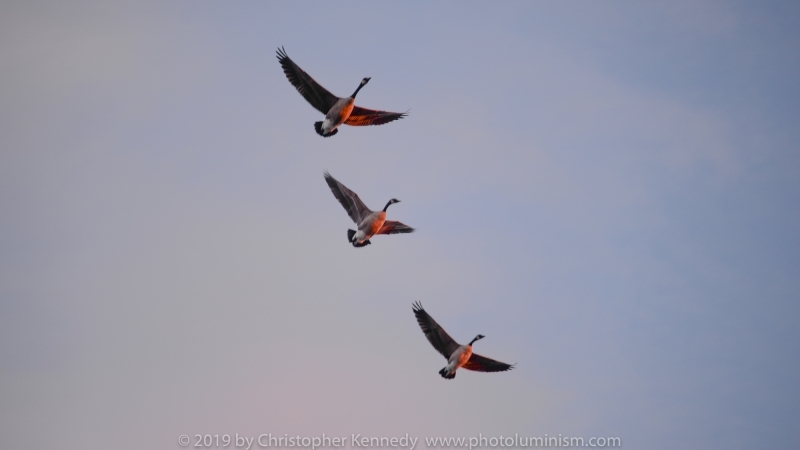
left=314, top=122, right=338, bottom=137
left=439, top=368, right=456, bottom=380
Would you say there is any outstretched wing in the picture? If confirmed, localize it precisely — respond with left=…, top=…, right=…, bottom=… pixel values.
left=376, top=220, right=414, bottom=235
left=324, top=172, right=372, bottom=224
left=276, top=47, right=340, bottom=114
left=344, top=106, right=408, bottom=126
left=463, top=353, right=515, bottom=373
left=412, top=302, right=460, bottom=360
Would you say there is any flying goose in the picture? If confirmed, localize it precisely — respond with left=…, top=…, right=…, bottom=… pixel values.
left=276, top=47, right=407, bottom=137
left=412, top=301, right=514, bottom=379
left=324, top=172, right=414, bottom=247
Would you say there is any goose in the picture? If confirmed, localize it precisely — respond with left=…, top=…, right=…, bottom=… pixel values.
left=324, top=172, right=414, bottom=247
left=276, top=47, right=407, bottom=137
left=412, top=301, right=514, bottom=379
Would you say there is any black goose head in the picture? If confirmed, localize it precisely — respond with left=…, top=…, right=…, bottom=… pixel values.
left=383, top=198, right=400, bottom=211
left=468, top=334, right=485, bottom=346
left=351, top=77, right=371, bottom=98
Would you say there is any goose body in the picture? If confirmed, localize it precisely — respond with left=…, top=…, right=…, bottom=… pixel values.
left=412, top=302, right=514, bottom=380
left=318, top=96, right=356, bottom=137
left=324, top=172, right=414, bottom=247
left=442, top=342, right=475, bottom=379
left=277, top=47, right=407, bottom=137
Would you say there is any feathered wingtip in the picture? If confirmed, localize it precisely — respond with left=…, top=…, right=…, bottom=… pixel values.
left=276, top=46, right=288, bottom=62
left=314, top=122, right=337, bottom=137
left=439, top=368, right=455, bottom=380
left=347, top=229, right=356, bottom=242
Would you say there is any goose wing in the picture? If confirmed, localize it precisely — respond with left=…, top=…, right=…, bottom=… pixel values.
left=463, top=353, right=515, bottom=373
left=376, top=220, right=415, bottom=235
left=344, top=106, right=408, bottom=126
left=412, top=302, right=460, bottom=359
left=324, top=172, right=372, bottom=224
left=276, top=47, right=340, bottom=114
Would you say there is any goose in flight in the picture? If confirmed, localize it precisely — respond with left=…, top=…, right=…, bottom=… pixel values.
left=324, top=172, right=414, bottom=247
left=412, top=301, right=515, bottom=379
left=276, top=47, right=407, bottom=137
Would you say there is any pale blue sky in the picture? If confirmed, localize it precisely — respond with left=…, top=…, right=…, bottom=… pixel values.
left=1, top=1, right=799, bottom=449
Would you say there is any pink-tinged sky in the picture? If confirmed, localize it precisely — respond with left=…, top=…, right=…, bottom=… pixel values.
left=1, top=1, right=799, bottom=449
